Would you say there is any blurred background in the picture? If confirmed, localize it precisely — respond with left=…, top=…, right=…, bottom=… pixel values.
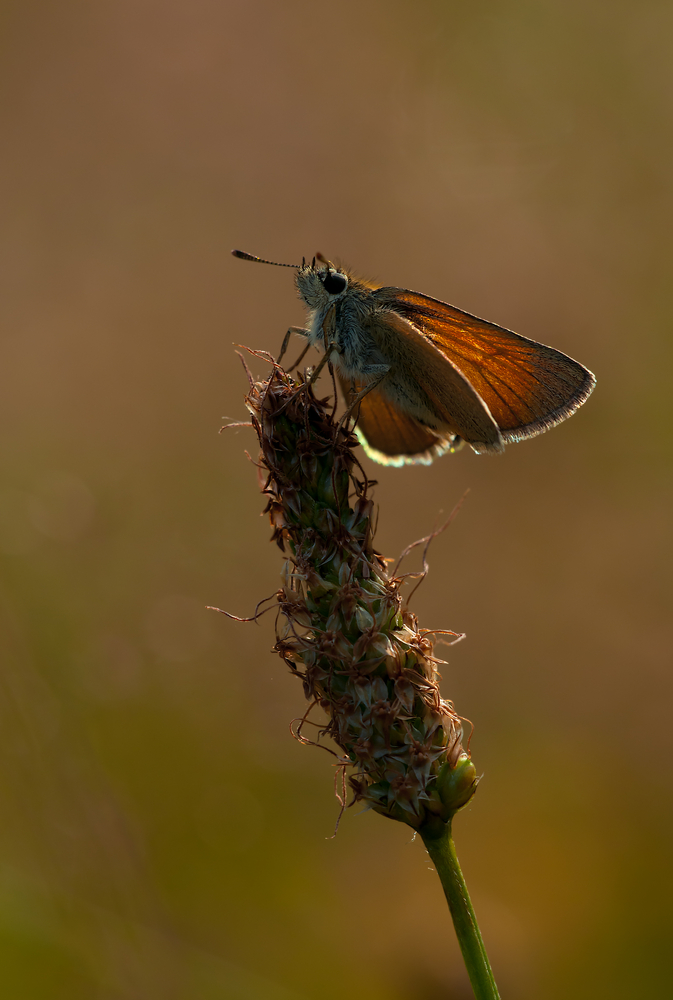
left=1, top=2, right=671, bottom=997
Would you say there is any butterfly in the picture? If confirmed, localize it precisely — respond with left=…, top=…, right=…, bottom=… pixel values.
left=233, top=250, right=596, bottom=466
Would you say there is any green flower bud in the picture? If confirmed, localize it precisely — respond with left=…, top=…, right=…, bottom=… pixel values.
left=436, top=754, right=479, bottom=818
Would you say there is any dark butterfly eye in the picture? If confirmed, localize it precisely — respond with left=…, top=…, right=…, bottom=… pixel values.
left=322, top=271, right=348, bottom=295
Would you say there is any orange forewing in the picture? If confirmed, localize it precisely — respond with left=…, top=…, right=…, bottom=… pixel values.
left=374, top=287, right=596, bottom=442
left=364, top=307, right=503, bottom=450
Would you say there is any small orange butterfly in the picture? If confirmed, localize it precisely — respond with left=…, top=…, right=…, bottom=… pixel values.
left=233, top=250, right=595, bottom=466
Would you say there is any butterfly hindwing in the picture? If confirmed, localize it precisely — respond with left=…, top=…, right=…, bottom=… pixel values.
left=337, top=373, right=457, bottom=466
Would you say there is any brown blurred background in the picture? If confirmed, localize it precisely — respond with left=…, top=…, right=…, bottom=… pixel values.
left=1, top=2, right=671, bottom=997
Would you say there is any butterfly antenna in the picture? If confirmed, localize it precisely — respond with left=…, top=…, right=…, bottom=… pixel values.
left=232, top=250, right=301, bottom=268
left=316, top=251, right=335, bottom=268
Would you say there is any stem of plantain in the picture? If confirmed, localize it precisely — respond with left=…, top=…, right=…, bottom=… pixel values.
left=420, top=821, right=501, bottom=1000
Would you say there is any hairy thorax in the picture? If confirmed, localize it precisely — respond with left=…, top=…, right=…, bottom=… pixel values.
left=295, top=268, right=388, bottom=382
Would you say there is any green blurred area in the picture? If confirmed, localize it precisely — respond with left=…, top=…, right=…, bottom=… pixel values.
left=1, top=1, right=671, bottom=997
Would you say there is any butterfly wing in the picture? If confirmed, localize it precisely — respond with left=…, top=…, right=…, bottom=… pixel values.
left=373, top=287, right=596, bottom=443
left=355, top=307, right=504, bottom=456
left=337, top=372, right=460, bottom=466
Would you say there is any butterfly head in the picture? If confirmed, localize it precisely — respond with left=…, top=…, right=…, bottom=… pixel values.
left=296, top=257, right=349, bottom=309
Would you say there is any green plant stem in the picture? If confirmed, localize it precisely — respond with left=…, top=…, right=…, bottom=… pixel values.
left=420, top=821, right=501, bottom=1000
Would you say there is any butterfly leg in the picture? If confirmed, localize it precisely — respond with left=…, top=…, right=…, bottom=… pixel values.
left=338, top=366, right=390, bottom=434
left=275, top=335, right=344, bottom=418
left=277, top=326, right=309, bottom=365
left=287, top=340, right=312, bottom=373
left=306, top=341, right=343, bottom=386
